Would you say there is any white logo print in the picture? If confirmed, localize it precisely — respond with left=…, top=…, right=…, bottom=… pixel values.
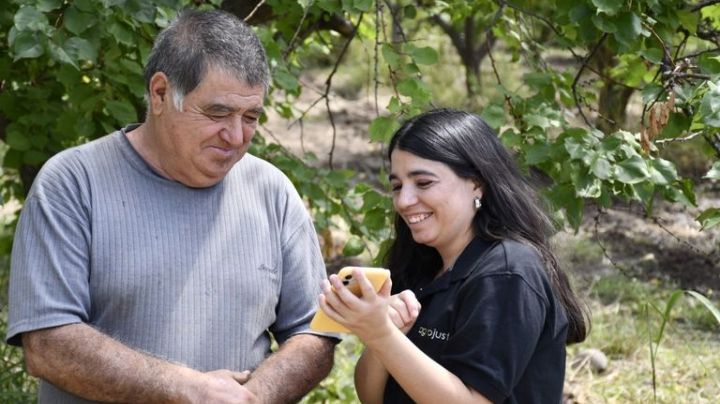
left=417, top=326, right=450, bottom=341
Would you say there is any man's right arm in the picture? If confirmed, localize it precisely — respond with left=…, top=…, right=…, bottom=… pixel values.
left=22, top=323, right=256, bottom=404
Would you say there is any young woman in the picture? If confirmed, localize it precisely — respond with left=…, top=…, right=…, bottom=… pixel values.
left=319, top=108, right=588, bottom=403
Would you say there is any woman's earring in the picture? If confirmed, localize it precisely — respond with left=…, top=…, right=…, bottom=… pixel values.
left=473, top=196, right=482, bottom=210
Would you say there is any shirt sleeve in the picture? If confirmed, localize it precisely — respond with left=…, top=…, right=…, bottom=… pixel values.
left=440, top=272, right=548, bottom=403
left=269, top=187, right=329, bottom=344
left=6, top=157, right=92, bottom=346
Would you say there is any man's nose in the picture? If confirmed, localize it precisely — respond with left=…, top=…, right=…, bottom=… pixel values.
left=220, top=116, right=248, bottom=146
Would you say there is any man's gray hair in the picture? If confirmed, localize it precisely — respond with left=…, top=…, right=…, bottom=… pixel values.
left=143, top=9, right=270, bottom=110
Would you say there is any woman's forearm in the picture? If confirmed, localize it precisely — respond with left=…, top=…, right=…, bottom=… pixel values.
left=365, top=327, right=491, bottom=404
left=354, top=348, right=389, bottom=404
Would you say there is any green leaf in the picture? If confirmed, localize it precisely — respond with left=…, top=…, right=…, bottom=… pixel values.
left=591, top=0, right=623, bottom=15
left=397, top=79, right=430, bottom=103
left=14, top=6, right=48, bottom=31
left=686, top=291, right=720, bottom=325
left=48, top=42, right=78, bottom=69
left=677, top=10, right=699, bottom=35
left=697, top=208, right=720, bottom=230
left=12, top=31, right=44, bottom=60
left=705, top=161, right=720, bottom=180
left=641, top=48, right=664, bottom=64
left=525, top=143, right=552, bottom=165
left=369, top=116, right=398, bottom=143
left=563, top=137, right=586, bottom=160
left=23, top=150, right=49, bottom=166
left=108, top=20, right=134, bottom=46
left=408, top=46, right=438, bottom=65
left=615, top=155, right=650, bottom=184
left=352, top=0, right=373, bottom=12
left=698, top=54, right=720, bottom=75
left=63, top=6, right=96, bottom=35
left=274, top=68, right=300, bottom=92
left=480, top=104, right=505, bottom=130
left=547, top=183, right=585, bottom=230
left=649, top=158, right=678, bottom=185
left=591, top=14, right=617, bottom=33
left=699, top=82, right=720, bottom=127
left=590, top=155, right=612, bottom=179
left=342, top=236, right=365, bottom=257
left=74, top=0, right=98, bottom=12
left=381, top=44, right=403, bottom=68
left=572, top=169, right=602, bottom=198
left=614, top=12, right=642, bottom=47
left=6, top=130, right=32, bottom=152
left=659, top=112, right=692, bottom=139
left=363, top=207, right=387, bottom=232
left=37, top=0, right=62, bottom=12
left=404, top=5, right=417, bottom=19
left=641, top=83, right=664, bottom=104
left=105, top=100, right=137, bottom=123
left=66, top=37, right=97, bottom=62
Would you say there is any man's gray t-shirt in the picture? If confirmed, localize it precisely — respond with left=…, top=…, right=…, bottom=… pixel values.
left=6, top=127, right=327, bottom=402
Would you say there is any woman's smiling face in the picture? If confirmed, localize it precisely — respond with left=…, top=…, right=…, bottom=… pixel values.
left=389, top=149, right=482, bottom=262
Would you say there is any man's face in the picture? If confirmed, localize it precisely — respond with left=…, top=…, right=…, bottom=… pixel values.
left=152, top=67, right=265, bottom=188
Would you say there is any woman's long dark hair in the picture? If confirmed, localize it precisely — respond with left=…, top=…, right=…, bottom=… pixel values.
left=385, top=108, right=588, bottom=344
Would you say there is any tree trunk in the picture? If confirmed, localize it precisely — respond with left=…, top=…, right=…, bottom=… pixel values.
left=594, top=45, right=634, bottom=134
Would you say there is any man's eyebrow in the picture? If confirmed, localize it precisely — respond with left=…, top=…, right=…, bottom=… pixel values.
left=388, top=170, right=438, bottom=181
left=202, top=103, right=235, bottom=114
left=201, top=104, right=265, bottom=115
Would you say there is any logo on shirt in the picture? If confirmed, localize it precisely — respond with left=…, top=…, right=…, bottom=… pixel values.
left=417, top=326, right=450, bottom=341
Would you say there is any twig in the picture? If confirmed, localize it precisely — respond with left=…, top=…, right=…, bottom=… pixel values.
left=655, top=131, right=704, bottom=144
left=691, top=0, right=720, bottom=12
left=243, top=0, right=267, bottom=22
left=486, top=27, right=520, bottom=124
left=593, top=206, right=634, bottom=278
left=383, top=0, right=408, bottom=43
left=376, top=0, right=390, bottom=173
left=259, top=123, right=286, bottom=148
left=573, top=34, right=608, bottom=128
left=374, top=0, right=382, bottom=117
left=324, top=13, right=365, bottom=170
left=680, top=47, right=720, bottom=59
left=282, top=2, right=312, bottom=60
left=650, top=215, right=719, bottom=263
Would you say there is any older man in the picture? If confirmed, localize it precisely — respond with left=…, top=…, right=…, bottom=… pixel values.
left=6, top=9, right=335, bottom=403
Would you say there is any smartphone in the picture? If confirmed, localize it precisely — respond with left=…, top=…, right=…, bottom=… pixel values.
left=310, top=266, right=391, bottom=333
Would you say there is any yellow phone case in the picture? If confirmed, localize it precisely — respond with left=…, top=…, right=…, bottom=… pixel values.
left=310, top=266, right=391, bottom=333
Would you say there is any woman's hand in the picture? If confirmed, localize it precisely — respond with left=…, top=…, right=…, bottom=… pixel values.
left=388, top=290, right=421, bottom=334
left=319, top=268, right=395, bottom=344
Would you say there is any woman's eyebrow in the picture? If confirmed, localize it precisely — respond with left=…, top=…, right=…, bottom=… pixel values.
left=388, top=170, right=438, bottom=181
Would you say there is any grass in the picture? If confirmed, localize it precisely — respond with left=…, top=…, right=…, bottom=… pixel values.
left=566, top=300, right=720, bottom=403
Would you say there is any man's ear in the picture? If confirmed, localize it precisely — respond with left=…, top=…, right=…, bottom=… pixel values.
left=148, top=72, right=169, bottom=116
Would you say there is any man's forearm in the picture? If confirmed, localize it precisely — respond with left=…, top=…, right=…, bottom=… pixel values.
left=245, top=334, right=336, bottom=403
left=22, top=323, right=200, bottom=403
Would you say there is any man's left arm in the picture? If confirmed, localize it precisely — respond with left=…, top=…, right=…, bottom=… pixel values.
left=244, top=334, right=336, bottom=403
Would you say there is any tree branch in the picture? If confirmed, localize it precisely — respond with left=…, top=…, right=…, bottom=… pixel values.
left=243, top=0, right=266, bottom=22
left=573, top=34, right=608, bottom=128
left=690, top=0, right=720, bottom=12
left=324, top=13, right=365, bottom=170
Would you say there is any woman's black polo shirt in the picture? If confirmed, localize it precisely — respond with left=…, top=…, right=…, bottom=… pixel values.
left=383, top=237, right=569, bottom=403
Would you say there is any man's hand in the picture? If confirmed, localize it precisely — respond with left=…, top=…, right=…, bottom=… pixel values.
left=180, top=369, right=257, bottom=404
left=388, top=290, right=421, bottom=334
